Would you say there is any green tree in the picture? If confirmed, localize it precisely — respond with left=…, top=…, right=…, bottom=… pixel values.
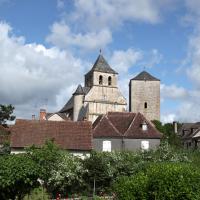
left=114, top=163, right=200, bottom=200
left=27, top=141, right=63, bottom=194
left=0, top=154, right=40, bottom=200
left=83, top=151, right=117, bottom=195
left=0, top=104, right=15, bottom=126
left=47, top=152, right=86, bottom=197
left=152, top=120, right=181, bottom=147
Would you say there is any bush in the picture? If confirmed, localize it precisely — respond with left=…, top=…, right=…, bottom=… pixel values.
left=114, top=163, right=200, bottom=200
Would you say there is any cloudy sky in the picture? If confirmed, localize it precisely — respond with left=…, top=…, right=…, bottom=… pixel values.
left=0, top=0, right=200, bottom=123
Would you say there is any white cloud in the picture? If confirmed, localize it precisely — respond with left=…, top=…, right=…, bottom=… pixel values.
left=161, top=84, right=188, bottom=100
left=161, top=113, right=176, bottom=123
left=0, top=22, right=87, bottom=119
left=70, top=0, right=177, bottom=31
left=109, top=48, right=143, bottom=74
left=46, top=22, right=112, bottom=51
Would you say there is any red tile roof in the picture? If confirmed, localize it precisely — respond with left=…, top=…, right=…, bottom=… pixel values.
left=10, top=119, right=92, bottom=151
left=93, top=112, right=162, bottom=139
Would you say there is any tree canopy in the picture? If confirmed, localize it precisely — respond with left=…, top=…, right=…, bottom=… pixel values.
left=0, top=104, right=15, bottom=126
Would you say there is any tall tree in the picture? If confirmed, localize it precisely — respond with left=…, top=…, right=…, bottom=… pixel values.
left=0, top=104, right=15, bottom=126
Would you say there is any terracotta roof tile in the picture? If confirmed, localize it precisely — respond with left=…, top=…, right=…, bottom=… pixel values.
left=93, top=115, right=121, bottom=138
left=10, top=119, right=92, bottom=151
left=107, top=112, right=135, bottom=134
left=125, top=113, right=162, bottom=139
left=93, top=112, right=162, bottom=139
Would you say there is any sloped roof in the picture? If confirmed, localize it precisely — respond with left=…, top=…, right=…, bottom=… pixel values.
left=92, top=115, right=121, bottom=138
left=93, top=112, right=162, bottom=139
left=88, top=54, right=118, bottom=74
left=131, top=71, right=160, bottom=81
left=60, top=86, right=90, bottom=113
left=125, top=113, right=162, bottom=139
left=73, top=84, right=84, bottom=95
left=46, top=112, right=69, bottom=121
left=10, top=119, right=92, bottom=151
left=178, top=122, right=200, bottom=139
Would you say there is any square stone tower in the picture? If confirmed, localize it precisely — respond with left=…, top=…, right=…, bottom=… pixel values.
left=129, top=71, right=160, bottom=121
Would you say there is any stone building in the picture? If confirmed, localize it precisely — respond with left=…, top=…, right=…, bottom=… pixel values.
left=59, top=54, right=127, bottom=122
left=93, top=112, right=162, bottom=151
left=129, top=71, right=160, bottom=121
left=178, top=122, right=200, bottom=149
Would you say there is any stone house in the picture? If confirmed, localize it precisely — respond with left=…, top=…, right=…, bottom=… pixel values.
left=178, top=122, right=200, bottom=149
left=93, top=112, right=162, bottom=152
left=10, top=119, right=92, bottom=156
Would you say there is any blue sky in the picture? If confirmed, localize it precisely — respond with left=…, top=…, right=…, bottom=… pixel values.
left=0, top=0, right=200, bottom=122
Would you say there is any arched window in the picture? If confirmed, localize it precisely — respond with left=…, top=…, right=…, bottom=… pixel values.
left=99, top=75, right=103, bottom=85
left=144, top=102, right=147, bottom=109
left=108, top=76, right=112, bottom=86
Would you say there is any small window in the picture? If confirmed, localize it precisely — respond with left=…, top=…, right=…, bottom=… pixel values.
left=141, top=141, right=149, bottom=150
left=99, top=75, right=103, bottom=85
left=108, top=76, right=112, bottom=86
left=142, top=122, right=148, bottom=131
left=144, top=102, right=147, bottom=109
left=103, top=141, right=111, bottom=152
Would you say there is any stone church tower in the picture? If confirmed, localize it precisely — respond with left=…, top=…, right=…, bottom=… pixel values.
left=129, top=71, right=160, bottom=121
left=60, top=54, right=127, bottom=122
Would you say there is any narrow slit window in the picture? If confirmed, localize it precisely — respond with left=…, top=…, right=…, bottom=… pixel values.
left=99, top=75, right=103, bottom=85
left=108, top=76, right=112, bottom=86
left=144, top=102, right=147, bottom=109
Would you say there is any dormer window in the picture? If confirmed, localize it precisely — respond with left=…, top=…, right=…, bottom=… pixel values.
left=142, top=121, right=148, bottom=131
left=108, top=76, right=112, bottom=86
left=99, top=75, right=103, bottom=85
left=144, top=102, right=147, bottom=109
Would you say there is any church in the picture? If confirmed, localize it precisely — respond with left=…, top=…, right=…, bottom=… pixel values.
left=50, top=53, right=161, bottom=123
left=10, top=53, right=162, bottom=153
left=58, top=54, right=127, bottom=122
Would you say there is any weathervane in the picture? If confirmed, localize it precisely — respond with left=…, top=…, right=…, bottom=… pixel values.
left=100, top=49, right=102, bottom=54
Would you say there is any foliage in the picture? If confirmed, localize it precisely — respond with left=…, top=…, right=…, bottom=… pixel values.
left=47, top=152, right=86, bottom=196
left=140, top=140, right=189, bottom=163
left=83, top=151, right=116, bottom=194
left=23, top=187, right=49, bottom=200
left=114, top=162, right=200, bottom=200
left=152, top=120, right=182, bottom=147
left=0, top=154, right=40, bottom=200
left=0, top=141, right=11, bottom=155
left=0, top=104, right=15, bottom=126
left=26, top=140, right=64, bottom=195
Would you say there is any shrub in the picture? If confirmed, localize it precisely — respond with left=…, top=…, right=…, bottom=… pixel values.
left=114, top=163, right=200, bottom=200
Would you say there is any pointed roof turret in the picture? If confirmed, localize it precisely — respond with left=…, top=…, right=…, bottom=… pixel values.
left=131, top=71, right=160, bottom=81
left=73, top=84, right=84, bottom=95
left=90, top=54, right=118, bottom=74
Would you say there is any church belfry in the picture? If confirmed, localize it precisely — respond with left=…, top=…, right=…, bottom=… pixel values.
left=84, top=54, right=118, bottom=88
left=129, top=71, right=160, bottom=121
left=60, top=54, right=127, bottom=122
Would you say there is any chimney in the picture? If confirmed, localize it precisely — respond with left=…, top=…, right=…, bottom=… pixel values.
left=32, top=114, right=35, bottom=120
left=39, top=109, right=46, bottom=120
left=173, top=121, right=178, bottom=134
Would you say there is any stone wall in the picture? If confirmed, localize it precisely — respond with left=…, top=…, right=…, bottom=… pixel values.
left=129, top=80, right=160, bottom=121
left=93, top=138, right=160, bottom=151
left=84, top=85, right=127, bottom=122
